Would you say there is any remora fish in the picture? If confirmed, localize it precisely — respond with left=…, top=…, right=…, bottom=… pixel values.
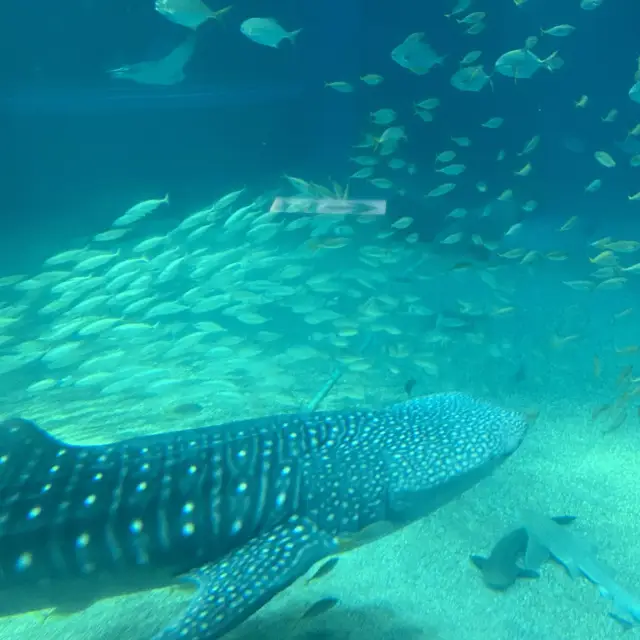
left=0, top=392, right=527, bottom=639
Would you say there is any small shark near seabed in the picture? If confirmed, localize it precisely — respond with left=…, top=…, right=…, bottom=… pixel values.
left=470, top=516, right=575, bottom=591
left=521, top=511, right=640, bottom=629
left=471, top=528, right=539, bottom=591
left=0, top=393, right=528, bottom=639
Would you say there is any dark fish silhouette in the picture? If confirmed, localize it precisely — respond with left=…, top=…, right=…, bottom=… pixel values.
left=470, top=528, right=539, bottom=590
left=404, top=379, right=417, bottom=397
left=301, top=596, right=340, bottom=619
left=0, top=392, right=528, bottom=639
left=170, top=403, right=203, bottom=415
left=471, top=516, right=575, bottom=591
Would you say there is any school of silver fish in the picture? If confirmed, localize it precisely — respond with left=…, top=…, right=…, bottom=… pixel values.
left=5, top=1, right=640, bottom=639
left=7, top=0, right=640, bottom=441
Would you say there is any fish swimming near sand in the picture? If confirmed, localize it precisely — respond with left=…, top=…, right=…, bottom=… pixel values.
left=471, top=516, right=575, bottom=591
left=522, top=511, right=640, bottom=628
left=471, top=527, right=539, bottom=590
left=0, top=392, right=527, bottom=639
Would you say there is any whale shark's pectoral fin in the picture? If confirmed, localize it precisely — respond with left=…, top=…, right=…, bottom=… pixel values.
left=154, top=515, right=338, bottom=640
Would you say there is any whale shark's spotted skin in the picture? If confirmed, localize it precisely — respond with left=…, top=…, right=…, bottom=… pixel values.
left=0, top=393, right=527, bottom=639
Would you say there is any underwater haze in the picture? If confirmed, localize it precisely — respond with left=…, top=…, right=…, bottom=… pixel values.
left=3, top=0, right=640, bottom=639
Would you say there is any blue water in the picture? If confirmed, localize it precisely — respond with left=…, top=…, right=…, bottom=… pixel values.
left=3, top=0, right=639, bottom=273
left=3, top=1, right=640, bottom=637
